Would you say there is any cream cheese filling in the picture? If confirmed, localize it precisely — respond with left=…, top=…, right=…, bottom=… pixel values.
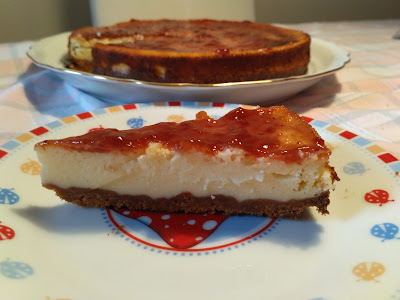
left=36, top=142, right=334, bottom=202
left=69, top=35, right=142, bottom=62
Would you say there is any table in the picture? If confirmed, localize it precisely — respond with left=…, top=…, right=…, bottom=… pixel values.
left=1, top=19, right=399, bottom=159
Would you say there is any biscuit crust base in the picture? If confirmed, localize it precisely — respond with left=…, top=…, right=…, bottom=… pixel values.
left=44, top=184, right=330, bottom=218
left=68, top=59, right=92, bottom=73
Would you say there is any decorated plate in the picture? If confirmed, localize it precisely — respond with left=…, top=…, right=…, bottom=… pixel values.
left=27, top=32, right=349, bottom=105
left=1, top=102, right=399, bottom=300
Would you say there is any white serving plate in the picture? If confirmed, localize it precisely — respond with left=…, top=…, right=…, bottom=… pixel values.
left=27, top=32, right=349, bottom=104
left=1, top=102, right=399, bottom=300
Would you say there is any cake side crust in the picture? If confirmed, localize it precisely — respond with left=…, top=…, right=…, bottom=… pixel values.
left=44, top=184, right=330, bottom=218
left=91, top=41, right=309, bottom=83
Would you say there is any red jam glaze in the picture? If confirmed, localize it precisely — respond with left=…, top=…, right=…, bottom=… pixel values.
left=74, top=20, right=301, bottom=53
left=37, top=106, right=330, bottom=163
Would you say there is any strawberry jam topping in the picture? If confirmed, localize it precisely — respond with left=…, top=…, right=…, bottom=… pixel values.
left=75, top=20, right=302, bottom=54
left=37, top=106, right=330, bottom=163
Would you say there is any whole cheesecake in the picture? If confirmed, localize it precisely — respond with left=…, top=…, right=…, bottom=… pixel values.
left=68, top=19, right=311, bottom=84
left=34, top=106, right=338, bottom=218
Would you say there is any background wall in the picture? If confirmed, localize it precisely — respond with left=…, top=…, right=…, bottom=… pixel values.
left=90, top=0, right=255, bottom=27
left=0, top=0, right=91, bottom=42
left=0, top=0, right=399, bottom=43
left=254, top=0, right=400, bottom=23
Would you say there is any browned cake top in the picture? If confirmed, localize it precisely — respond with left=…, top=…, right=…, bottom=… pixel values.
left=36, top=106, right=330, bottom=163
left=71, top=19, right=308, bottom=54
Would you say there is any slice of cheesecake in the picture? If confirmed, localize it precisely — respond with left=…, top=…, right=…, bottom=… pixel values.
left=34, top=106, right=338, bottom=218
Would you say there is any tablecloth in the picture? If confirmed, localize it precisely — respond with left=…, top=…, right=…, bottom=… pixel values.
left=0, top=19, right=399, bottom=159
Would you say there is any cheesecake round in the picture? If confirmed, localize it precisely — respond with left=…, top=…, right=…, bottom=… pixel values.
left=68, top=19, right=311, bottom=84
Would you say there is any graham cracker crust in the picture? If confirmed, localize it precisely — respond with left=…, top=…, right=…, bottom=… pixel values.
left=44, top=184, right=330, bottom=218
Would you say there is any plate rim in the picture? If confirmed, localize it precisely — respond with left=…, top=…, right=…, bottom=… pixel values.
left=27, top=31, right=351, bottom=89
